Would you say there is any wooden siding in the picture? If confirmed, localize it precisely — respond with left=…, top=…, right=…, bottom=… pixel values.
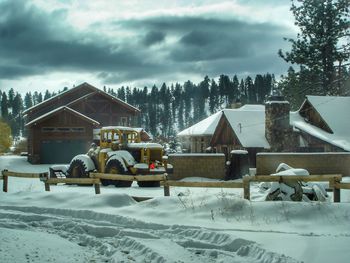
left=25, top=85, right=95, bottom=122
left=210, top=114, right=243, bottom=154
left=69, top=92, right=137, bottom=126
left=28, top=109, right=96, bottom=164
left=299, top=99, right=333, bottom=133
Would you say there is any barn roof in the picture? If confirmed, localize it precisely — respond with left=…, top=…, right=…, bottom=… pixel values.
left=23, top=82, right=140, bottom=115
left=25, top=106, right=100, bottom=127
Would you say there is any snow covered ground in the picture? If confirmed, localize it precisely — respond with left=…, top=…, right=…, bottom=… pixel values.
left=1, top=156, right=350, bottom=263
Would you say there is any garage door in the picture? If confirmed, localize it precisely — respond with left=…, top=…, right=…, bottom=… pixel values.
left=40, top=140, right=88, bottom=164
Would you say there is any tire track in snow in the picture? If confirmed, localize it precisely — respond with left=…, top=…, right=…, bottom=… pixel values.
left=0, top=206, right=301, bottom=263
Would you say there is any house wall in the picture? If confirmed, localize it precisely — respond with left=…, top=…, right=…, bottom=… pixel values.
left=190, top=136, right=212, bottom=153
left=28, top=110, right=95, bottom=164
left=297, top=131, right=344, bottom=152
left=256, top=152, right=350, bottom=176
left=70, top=93, right=138, bottom=126
left=168, top=153, right=226, bottom=180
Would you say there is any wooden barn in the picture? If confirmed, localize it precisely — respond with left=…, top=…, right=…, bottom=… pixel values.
left=24, top=82, right=140, bottom=164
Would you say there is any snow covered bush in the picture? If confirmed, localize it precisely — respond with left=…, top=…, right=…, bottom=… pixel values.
left=263, top=163, right=328, bottom=202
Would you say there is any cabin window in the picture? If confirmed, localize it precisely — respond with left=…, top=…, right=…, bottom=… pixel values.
left=200, top=138, right=205, bottom=153
left=120, top=117, right=128, bottom=126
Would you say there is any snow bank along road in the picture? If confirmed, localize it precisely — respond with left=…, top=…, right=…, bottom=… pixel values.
left=1, top=156, right=350, bottom=262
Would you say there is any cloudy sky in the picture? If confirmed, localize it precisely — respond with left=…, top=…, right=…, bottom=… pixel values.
left=0, top=0, right=296, bottom=93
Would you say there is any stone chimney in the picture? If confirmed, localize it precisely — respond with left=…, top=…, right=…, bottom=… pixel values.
left=265, top=90, right=295, bottom=152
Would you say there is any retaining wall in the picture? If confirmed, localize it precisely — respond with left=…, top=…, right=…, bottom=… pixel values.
left=168, top=153, right=226, bottom=180
left=256, top=152, right=350, bottom=176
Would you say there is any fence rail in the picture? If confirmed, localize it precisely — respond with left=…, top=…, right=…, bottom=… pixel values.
left=1, top=169, right=349, bottom=202
left=1, top=169, right=48, bottom=192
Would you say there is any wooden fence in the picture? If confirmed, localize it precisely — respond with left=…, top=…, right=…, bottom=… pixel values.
left=1, top=170, right=48, bottom=192
left=2, top=169, right=350, bottom=202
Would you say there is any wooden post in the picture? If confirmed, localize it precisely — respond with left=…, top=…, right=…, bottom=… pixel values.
left=44, top=182, right=50, bottom=192
left=94, top=183, right=101, bottom=194
left=164, top=183, right=170, bottom=196
left=333, top=178, right=341, bottom=203
left=243, top=176, right=250, bottom=200
left=3, top=175, right=8, bottom=192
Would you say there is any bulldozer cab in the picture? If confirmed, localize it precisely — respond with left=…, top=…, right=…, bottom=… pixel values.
left=99, top=127, right=141, bottom=149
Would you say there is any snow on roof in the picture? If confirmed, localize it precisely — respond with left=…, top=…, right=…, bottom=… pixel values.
left=290, top=111, right=350, bottom=151
left=306, top=95, right=350, bottom=136
left=223, top=107, right=270, bottom=148
left=237, top=104, right=265, bottom=111
left=177, top=111, right=223, bottom=136
left=101, top=126, right=144, bottom=132
left=25, top=106, right=100, bottom=127
left=177, top=104, right=266, bottom=140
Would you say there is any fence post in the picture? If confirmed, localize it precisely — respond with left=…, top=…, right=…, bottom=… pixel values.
left=94, top=182, right=101, bottom=194
left=333, top=177, right=341, bottom=203
left=44, top=181, right=50, bottom=191
left=3, top=170, right=8, bottom=192
left=164, top=184, right=170, bottom=196
left=3, top=176, right=8, bottom=192
left=243, top=176, right=250, bottom=200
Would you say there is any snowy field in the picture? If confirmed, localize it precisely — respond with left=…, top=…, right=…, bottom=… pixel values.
left=1, top=156, right=350, bottom=263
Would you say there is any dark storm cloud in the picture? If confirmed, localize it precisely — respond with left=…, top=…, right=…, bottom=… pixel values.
left=118, top=16, right=291, bottom=63
left=142, top=31, right=166, bottom=46
left=0, top=0, right=293, bottom=84
left=0, top=0, right=158, bottom=81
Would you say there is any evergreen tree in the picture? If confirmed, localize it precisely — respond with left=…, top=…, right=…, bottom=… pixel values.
left=218, top=75, right=231, bottom=106
left=44, top=90, right=51, bottom=100
left=263, top=74, right=273, bottom=98
left=8, top=88, right=15, bottom=109
left=148, top=85, right=159, bottom=136
left=1, top=92, right=8, bottom=120
left=231, top=75, right=240, bottom=105
left=125, top=87, right=132, bottom=103
left=117, top=86, right=126, bottom=101
left=183, top=81, right=194, bottom=126
left=194, top=76, right=209, bottom=122
left=254, top=74, right=265, bottom=103
left=141, top=87, right=149, bottom=131
left=209, top=79, right=219, bottom=114
left=24, top=92, right=33, bottom=109
left=172, top=83, right=182, bottom=125
left=239, top=79, right=247, bottom=104
left=178, top=99, right=185, bottom=131
left=10, top=93, right=23, bottom=137
left=279, top=66, right=305, bottom=110
left=279, top=0, right=350, bottom=95
left=245, top=76, right=255, bottom=103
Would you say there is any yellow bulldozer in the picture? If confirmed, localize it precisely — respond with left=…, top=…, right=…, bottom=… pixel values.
left=66, top=126, right=172, bottom=187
